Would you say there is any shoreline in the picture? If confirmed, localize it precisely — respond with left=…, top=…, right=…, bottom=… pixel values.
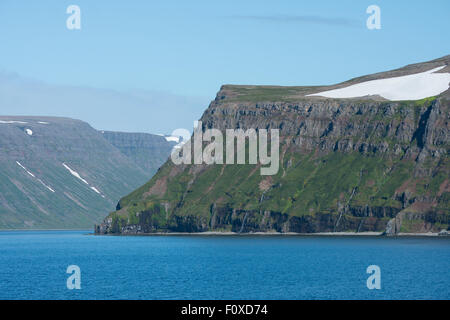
left=1, top=229, right=447, bottom=238
left=0, top=228, right=90, bottom=232
left=92, top=231, right=449, bottom=237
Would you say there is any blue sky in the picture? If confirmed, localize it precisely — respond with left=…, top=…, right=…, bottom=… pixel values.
left=0, top=0, right=449, bottom=133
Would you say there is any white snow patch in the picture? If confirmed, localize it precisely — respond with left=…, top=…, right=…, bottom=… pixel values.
left=38, top=121, right=49, bottom=125
left=90, top=186, right=104, bottom=198
left=25, top=129, right=33, bottom=136
left=16, top=161, right=55, bottom=192
left=90, top=186, right=100, bottom=194
left=0, top=120, right=28, bottom=124
left=16, top=161, right=35, bottom=177
left=307, top=66, right=450, bottom=101
left=165, top=136, right=180, bottom=143
left=62, top=163, right=89, bottom=185
left=62, top=163, right=105, bottom=197
left=37, top=179, right=55, bottom=193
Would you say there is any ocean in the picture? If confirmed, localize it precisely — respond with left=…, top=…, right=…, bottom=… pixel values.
left=0, top=230, right=449, bottom=300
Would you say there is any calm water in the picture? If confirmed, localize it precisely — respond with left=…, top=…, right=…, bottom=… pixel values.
left=0, top=230, right=449, bottom=300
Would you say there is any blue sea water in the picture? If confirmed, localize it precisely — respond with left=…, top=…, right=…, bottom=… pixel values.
left=0, top=230, right=449, bottom=300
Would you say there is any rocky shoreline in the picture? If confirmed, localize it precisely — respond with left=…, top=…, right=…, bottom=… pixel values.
left=93, top=230, right=450, bottom=237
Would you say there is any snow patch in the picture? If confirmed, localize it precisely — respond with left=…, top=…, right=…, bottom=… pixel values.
left=90, top=186, right=100, bottom=194
left=90, top=186, right=105, bottom=198
left=37, top=179, right=55, bottom=193
left=0, top=120, right=28, bottom=124
left=25, top=129, right=33, bottom=136
left=16, top=161, right=35, bottom=177
left=62, top=163, right=89, bottom=185
left=16, top=161, right=55, bottom=193
left=307, top=66, right=450, bottom=101
left=38, top=121, right=49, bottom=125
left=165, top=136, right=180, bottom=143
left=62, top=163, right=105, bottom=197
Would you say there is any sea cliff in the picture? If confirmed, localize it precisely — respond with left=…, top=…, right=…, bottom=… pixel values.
left=96, top=56, right=450, bottom=235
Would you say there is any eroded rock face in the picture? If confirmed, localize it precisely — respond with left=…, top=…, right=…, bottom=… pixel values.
left=201, top=94, right=448, bottom=159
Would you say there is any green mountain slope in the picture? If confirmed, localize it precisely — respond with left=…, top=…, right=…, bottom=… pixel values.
left=0, top=117, right=174, bottom=229
left=97, top=57, right=450, bottom=235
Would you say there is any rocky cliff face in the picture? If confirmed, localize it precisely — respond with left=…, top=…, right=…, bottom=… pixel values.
left=101, top=131, right=175, bottom=176
left=97, top=57, right=450, bottom=235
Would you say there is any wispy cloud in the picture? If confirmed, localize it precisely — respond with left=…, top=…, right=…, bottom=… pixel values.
left=230, top=14, right=361, bottom=28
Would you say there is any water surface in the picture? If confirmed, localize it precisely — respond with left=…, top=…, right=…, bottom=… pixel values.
left=0, top=230, right=448, bottom=299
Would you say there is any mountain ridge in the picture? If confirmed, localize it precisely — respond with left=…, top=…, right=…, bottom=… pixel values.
left=216, top=55, right=450, bottom=102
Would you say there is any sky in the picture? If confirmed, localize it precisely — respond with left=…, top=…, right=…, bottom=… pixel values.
left=0, top=0, right=449, bottom=134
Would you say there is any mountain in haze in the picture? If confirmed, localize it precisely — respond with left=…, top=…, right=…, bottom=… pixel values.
left=100, top=130, right=177, bottom=176
left=96, top=55, right=450, bottom=235
left=0, top=116, right=176, bottom=229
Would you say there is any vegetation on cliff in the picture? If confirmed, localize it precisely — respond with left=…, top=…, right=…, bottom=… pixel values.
left=97, top=57, right=450, bottom=235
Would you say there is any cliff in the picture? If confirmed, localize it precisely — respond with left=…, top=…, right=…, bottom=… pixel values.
left=96, top=56, right=450, bottom=235
left=101, top=131, right=175, bottom=176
